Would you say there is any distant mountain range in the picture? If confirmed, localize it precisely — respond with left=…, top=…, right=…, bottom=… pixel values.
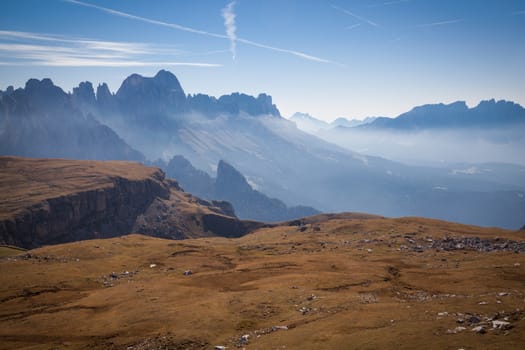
left=1, top=70, right=524, bottom=228
left=312, top=100, right=525, bottom=166
left=289, top=112, right=376, bottom=134
left=291, top=100, right=525, bottom=135
left=358, top=100, right=525, bottom=131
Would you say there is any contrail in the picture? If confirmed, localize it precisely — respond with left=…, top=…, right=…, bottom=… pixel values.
left=331, top=5, right=380, bottom=27
left=64, top=0, right=228, bottom=39
left=413, top=19, right=463, bottom=28
left=64, top=0, right=340, bottom=65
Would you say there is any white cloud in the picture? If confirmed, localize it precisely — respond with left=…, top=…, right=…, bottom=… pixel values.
left=0, top=30, right=221, bottom=67
left=222, top=1, right=237, bottom=60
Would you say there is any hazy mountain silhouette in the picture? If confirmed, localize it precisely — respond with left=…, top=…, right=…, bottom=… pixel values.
left=0, top=79, right=144, bottom=161
left=166, top=155, right=215, bottom=200
left=360, top=100, right=525, bottom=130
left=166, top=155, right=319, bottom=222
left=315, top=99, right=525, bottom=166
left=290, top=112, right=329, bottom=134
left=331, top=116, right=377, bottom=128
left=290, top=113, right=376, bottom=134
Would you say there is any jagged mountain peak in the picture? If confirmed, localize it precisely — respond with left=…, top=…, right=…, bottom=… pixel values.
left=72, top=81, right=96, bottom=106
left=115, top=70, right=186, bottom=115
left=216, top=160, right=252, bottom=193
left=117, top=70, right=184, bottom=94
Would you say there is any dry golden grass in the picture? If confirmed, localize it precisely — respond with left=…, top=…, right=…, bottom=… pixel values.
left=0, top=215, right=524, bottom=349
left=0, top=156, right=161, bottom=220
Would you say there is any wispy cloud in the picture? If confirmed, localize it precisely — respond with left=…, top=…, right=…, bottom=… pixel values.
left=413, top=19, right=463, bottom=28
left=222, top=1, right=237, bottom=60
left=513, top=10, right=525, bottom=15
left=346, top=23, right=362, bottom=30
left=368, top=0, right=409, bottom=7
left=0, top=30, right=221, bottom=67
left=65, top=0, right=339, bottom=65
left=331, top=5, right=380, bottom=27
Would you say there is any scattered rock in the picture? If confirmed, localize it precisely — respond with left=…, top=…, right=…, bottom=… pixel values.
left=183, top=270, right=193, bottom=276
left=271, top=325, right=288, bottom=331
left=492, top=320, right=512, bottom=330
left=214, top=346, right=227, bottom=350
left=100, top=270, right=138, bottom=287
left=238, top=334, right=250, bottom=346
left=149, top=264, right=157, bottom=268
left=468, top=316, right=481, bottom=324
left=299, top=306, right=312, bottom=315
left=432, top=237, right=525, bottom=253
left=359, top=292, right=378, bottom=303
left=472, top=325, right=486, bottom=334
left=447, top=326, right=466, bottom=334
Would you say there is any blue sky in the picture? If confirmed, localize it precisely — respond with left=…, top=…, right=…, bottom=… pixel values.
left=1, top=0, right=524, bottom=121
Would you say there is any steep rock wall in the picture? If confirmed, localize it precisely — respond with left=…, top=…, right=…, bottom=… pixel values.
left=0, top=172, right=169, bottom=249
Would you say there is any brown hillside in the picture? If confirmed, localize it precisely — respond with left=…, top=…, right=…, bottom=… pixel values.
left=0, top=216, right=524, bottom=349
left=0, top=156, right=258, bottom=248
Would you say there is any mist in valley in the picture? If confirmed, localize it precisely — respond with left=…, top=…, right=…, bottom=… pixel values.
left=318, top=126, right=525, bottom=168
left=2, top=73, right=525, bottom=229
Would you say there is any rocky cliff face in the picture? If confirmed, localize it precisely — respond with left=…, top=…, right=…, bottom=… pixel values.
left=0, top=157, right=259, bottom=249
left=1, top=176, right=169, bottom=248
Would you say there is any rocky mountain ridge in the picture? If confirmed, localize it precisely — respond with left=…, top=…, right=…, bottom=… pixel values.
left=70, top=69, right=281, bottom=119
left=0, top=78, right=144, bottom=161
left=165, top=156, right=319, bottom=222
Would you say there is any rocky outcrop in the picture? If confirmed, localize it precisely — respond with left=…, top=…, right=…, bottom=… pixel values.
left=0, top=157, right=169, bottom=248
left=0, top=157, right=258, bottom=249
left=72, top=81, right=96, bottom=107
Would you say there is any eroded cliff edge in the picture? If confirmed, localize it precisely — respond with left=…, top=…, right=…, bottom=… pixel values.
left=0, top=156, right=260, bottom=248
